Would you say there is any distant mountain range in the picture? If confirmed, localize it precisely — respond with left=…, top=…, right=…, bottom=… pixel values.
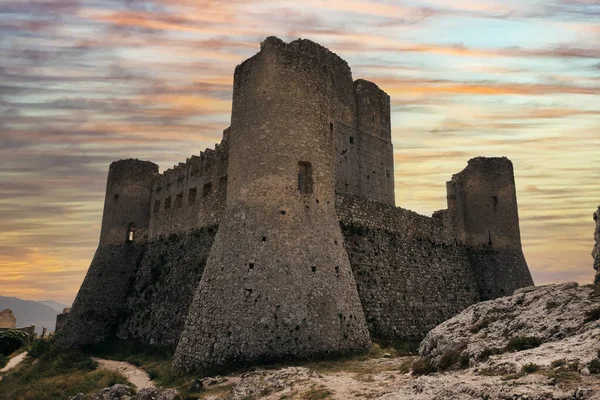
left=0, top=296, right=70, bottom=334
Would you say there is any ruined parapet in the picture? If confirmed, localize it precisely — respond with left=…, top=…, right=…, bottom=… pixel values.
left=54, top=307, right=70, bottom=333
left=174, top=37, right=371, bottom=373
left=593, top=206, right=600, bottom=281
left=0, top=309, right=16, bottom=328
left=57, top=159, right=158, bottom=348
left=149, top=131, right=229, bottom=237
left=448, top=157, right=533, bottom=299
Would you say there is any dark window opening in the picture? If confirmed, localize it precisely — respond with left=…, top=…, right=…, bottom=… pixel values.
left=203, top=182, right=212, bottom=197
left=188, top=188, right=197, bottom=204
left=248, top=262, right=255, bottom=270
left=261, top=236, right=267, bottom=242
left=298, top=161, right=313, bottom=194
left=329, top=122, right=334, bottom=134
left=487, top=229, right=493, bottom=246
left=492, top=196, right=498, bottom=212
left=349, top=136, right=354, bottom=144
left=154, top=200, right=160, bottom=214
left=311, top=266, right=317, bottom=273
left=175, top=192, right=183, bottom=208
left=280, top=210, right=286, bottom=215
left=386, top=170, right=390, bottom=178
left=114, top=194, right=119, bottom=202
left=219, top=175, right=227, bottom=191
left=126, top=223, right=136, bottom=242
left=164, top=196, right=172, bottom=210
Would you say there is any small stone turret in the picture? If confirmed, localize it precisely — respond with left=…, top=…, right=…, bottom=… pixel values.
left=447, top=157, right=533, bottom=299
left=173, top=37, right=371, bottom=373
left=593, top=206, right=600, bottom=281
left=57, top=160, right=158, bottom=348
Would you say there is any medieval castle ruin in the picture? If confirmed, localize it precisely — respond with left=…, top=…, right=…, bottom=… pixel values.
left=57, top=37, right=534, bottom=373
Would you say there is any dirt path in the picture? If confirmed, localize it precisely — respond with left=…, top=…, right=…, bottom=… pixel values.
left=0, top=352, right=28, bottom=374
left=92, top=357, right=155, bottom=390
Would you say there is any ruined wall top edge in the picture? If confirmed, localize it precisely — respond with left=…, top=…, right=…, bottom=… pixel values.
left=449, top=156, right=514, bottom=182
left=151, top=129, right=230, bottom=189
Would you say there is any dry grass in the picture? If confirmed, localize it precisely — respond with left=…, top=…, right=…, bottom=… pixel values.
left=0, top=351, right=131, bottom=400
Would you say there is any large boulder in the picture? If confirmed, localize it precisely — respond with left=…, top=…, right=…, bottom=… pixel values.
left=420, top=282, right=600, bottom=373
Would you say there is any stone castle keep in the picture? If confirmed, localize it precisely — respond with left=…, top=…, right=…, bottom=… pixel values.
left=57, top=37, right=534, bottom=373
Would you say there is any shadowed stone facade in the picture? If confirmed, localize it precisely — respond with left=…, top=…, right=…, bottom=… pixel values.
left=57, top=37, right=534, bottom=373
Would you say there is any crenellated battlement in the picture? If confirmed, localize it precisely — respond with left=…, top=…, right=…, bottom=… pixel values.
left=148, top=130, right=229, bottom=237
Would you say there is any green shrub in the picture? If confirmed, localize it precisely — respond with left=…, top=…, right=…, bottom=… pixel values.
left=521, top=363, right=540, bottom=374
left=478, top=347, right=502, bottom=361
left=0, top=330, right=28, bottom=356
left=584, top=306, right=600, bottom=323
left=28, top=338, right=54, bottom=359
left=505, top=336, right=543, bottom=352
left=439, top=349, right=461, bottom=371
left=459, top=352, right=470, bottom=369
left=412, top=357, right=437, bottom=376
left=589, top=351, right=600, bottom=374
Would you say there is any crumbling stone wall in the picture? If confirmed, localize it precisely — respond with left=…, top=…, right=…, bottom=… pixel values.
left=337, top=194, right=479, bottom=339
left=0, top=309, right=16, bottom=328
left=148, top=133, right=229, bottom=237
left=118, top=227, right=216, bottom=349
left=54, top=308, right=70, bottom=333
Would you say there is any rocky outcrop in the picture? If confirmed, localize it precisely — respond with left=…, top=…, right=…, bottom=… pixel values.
left=67, top=385, right=180, bottom=400
left=420, top=282, right=600, bottom=374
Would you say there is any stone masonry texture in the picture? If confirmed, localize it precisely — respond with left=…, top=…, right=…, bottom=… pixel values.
left=58, top=37, right=534, bottom=372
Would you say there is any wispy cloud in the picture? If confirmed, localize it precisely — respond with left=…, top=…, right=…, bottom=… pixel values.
left=0, top=0, right=598, bottom=304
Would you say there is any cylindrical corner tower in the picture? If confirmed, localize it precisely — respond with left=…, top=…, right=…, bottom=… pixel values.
left=174, top=37, right=371, bottom=373
left=447, top=157, right=533, bottom=300
left=57, top=159, right=158, bottom=349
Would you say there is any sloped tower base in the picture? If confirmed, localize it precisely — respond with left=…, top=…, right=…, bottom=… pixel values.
left=173, top=37, right=371, bottom=373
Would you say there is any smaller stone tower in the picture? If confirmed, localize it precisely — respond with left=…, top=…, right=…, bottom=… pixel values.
left=447, top=157, right=533, bottom=299
left=593, top=206, right=600, bottom=281
left=57, top=159, right=158, bottom=348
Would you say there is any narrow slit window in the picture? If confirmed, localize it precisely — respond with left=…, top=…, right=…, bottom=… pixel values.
left=203, top=182, right=212, bottom=197
left=188, top=188, right=197, bottom=204
left=164, top=196, right=171, bottom=210
left=175, top=191, right=183, bottom=208
left=492, top=196, right=498, bottom=212
left=127, top=223, right=136, bottom=242
left=219, top=175, right=227, bottom=191
left=298, top=161, right=313, bottom=194
left=154, top=200, right=160, bottom=214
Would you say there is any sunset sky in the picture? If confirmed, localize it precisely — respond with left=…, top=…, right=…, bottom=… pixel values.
left=0, top=0, right=598, bottom=305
